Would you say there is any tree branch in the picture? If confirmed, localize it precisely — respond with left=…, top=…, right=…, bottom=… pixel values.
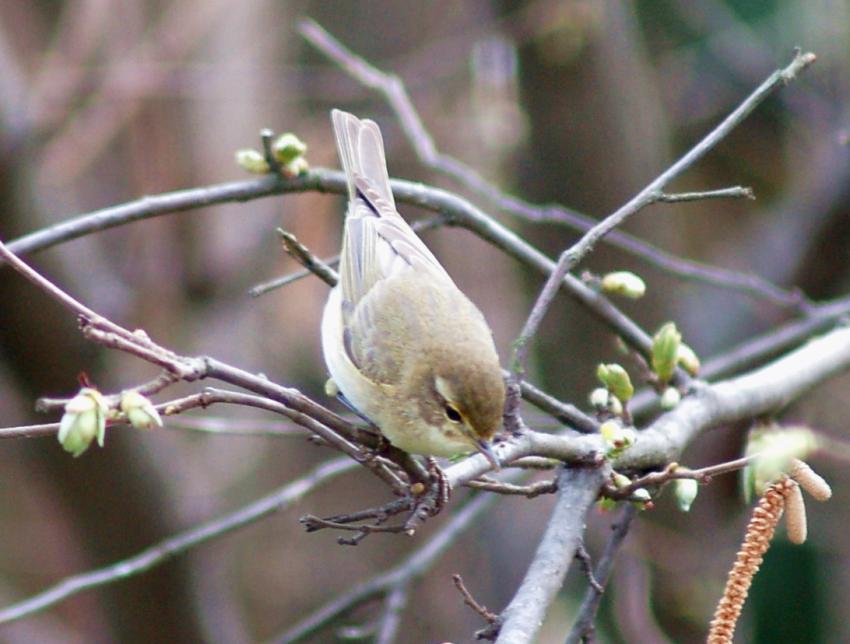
left=300, top=17, right=811, bottom=312
left=0, top=458, right=357, bottom=625
left=565, top=505, right=638, bottom=644
left=275, top=490, right=501, bottom=642
left=493, top=465, right=607, bottom=644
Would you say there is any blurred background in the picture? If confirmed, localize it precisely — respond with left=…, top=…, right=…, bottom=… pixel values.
left=0, top=1, right=848, bottom=642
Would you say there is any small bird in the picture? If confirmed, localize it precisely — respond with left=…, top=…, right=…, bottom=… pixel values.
left=321, top=110, right=505, bottom=468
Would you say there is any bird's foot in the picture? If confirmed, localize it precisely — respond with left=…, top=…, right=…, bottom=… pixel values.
left=403, top=457, right=451, bottom=534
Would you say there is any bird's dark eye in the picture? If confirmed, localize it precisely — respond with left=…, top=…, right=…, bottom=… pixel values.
left=444, top=404, right=462, bottom=423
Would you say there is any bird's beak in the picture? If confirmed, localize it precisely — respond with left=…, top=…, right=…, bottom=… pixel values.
left=476, top=439, right=501, bottom=471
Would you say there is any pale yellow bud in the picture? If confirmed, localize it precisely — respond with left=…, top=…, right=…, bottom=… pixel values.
left=660, top=387, right=681, bottom=410
left=235, top=149, right=270, bottom=174
left=283, top=156, right=310, bottom=177
left=608, top=395, right=623, bottom=417
left=674, top=478, right=699, bottom=512
left=631, top=487, right=651, bottom=502
left=612, top=472, right=631, bottom=488
left=600, top=271, right=646, bottom=299
left=651, top=322, right=681, bottom=383
left=600, top=420, right=636, bottom=456
left=589, top=387, right=610, bottom=409
left=120, top=390, right=162, bottom=430
left=58, top=388, right=108, bottom=457
left=677, top=342, right=701, bottom=376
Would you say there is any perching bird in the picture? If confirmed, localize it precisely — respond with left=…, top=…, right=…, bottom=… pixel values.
left=321, top=110, right=504, bottom=468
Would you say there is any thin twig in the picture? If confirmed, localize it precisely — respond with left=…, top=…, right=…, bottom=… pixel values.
left=605, top=455, right=758, bottom=500
left=510, top=48, right=817, bottom=381
left=0, top=458, right=357, bottom=625
left=275, top=490, right=502, bottom=643
left=250, top=216, right=444, bottom=297
left=464, top=476, right=557, bottom=498
left=277, top=228, right=338, bottom=287
left=565, top=505, right=638, bottom=644
left=574, top=544, right=604, bottom=594
left=452, top=574, right=499, bottom=627
left=0, top=239, right=409, bottom=493
left=299, top=18, right=810, bottom=312
left=657, top=186, right=755, bottom=202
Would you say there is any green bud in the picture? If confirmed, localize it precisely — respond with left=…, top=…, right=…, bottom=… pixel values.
left=677, top=342, right=700, bottom=376
left=651, top=322, right=681, bottom=383
left=600, top=271, right=646, bottom=299
left=120, top=390, right=162, bottom=430
left=58, top=388, right=108, bottom=457
left=597, top=497, right=618, bottom=512
left=674, top=479, right=699, bottom=511
left=272, top=133, right=308, bottom=165
left=235, top=149, right=270, bottom=174
left=596, top=363, right=634, bottom=402
left=660, top=387, right=681, bottom=410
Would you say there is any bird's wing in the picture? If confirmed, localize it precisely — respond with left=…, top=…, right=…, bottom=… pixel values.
left=331, top=109, right=453, bottom=312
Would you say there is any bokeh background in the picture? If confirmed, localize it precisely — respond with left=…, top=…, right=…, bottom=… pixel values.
left=0, top=1, right=849, bottom=642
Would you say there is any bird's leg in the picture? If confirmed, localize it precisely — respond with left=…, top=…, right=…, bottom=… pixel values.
left=402, top=457, right=451, bottom=534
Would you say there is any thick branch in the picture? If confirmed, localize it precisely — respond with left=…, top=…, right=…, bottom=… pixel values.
left=494, top=466, right=607, bottom=644
left=443, top=324, right=850, bottom=485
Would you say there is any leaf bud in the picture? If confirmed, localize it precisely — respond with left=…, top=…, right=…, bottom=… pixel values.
left=272, top=133, right=308, bottom=164
left=660, top=387, right=681, bottom=410
left=600, top=271, right=646, bottom=299
left=677, top=342, right=701, bottom=376
left=674, top=478, right=699, bottom=512
left=120, top=390, right=162, bottom=430
left=235, top=149, right=270, bottom=174
left=58, top=388, right=108, bottom=457
left=596, top=363, right=634, bottom=402
left=651, top=322, right=681, bottom=383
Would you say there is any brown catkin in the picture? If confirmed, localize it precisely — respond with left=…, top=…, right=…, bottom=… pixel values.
left=706, top=478, right=796, bottom=644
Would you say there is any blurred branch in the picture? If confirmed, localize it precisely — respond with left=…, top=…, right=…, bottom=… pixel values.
left=300, top=17, right=810, bottom=312
left=565, top=505, right=638, bottom=644
left=275, top=490, right=499, bottom=643
left=0, top=457, right=357, bottom=625
left=489, top=466, right=607, bottom=643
